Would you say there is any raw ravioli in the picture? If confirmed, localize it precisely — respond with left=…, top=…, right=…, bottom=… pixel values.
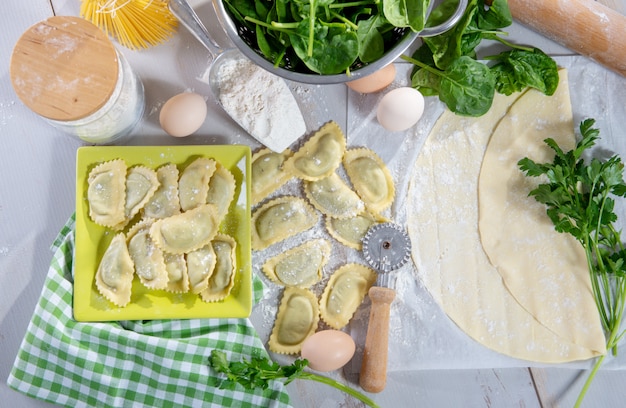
left=319, top=263, right=377, bottom=329
left=95, top=233, right=134, bottom=307
left=284, top=121, right=346, bottom=181
left=87, top=159, right=126, bottom=228
left=269, top=287, right=320, bottom=354
left=251, top=148, right=292, bottom=205
left=251, top=196, right=318, bottom=250
left=262, top=239, right=331, bottom=287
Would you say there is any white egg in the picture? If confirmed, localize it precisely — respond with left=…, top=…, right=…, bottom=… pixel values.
left=301, top=330, right=356, bottom=372
left=159, top=92, right=207, bottom=137
left=376, top=87, right=425, bottom=132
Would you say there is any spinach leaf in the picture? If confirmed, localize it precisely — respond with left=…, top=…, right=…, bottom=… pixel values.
left=289, top=20, right=360, bottom=74
left=404, top=54, right=495, bottom=116
left=357, top=15, right=386, bottom=63
left=490, top=48, right=559, bottom=95
left=475, top=0, right=511, bottom=30
left=405, top=0, right=558, bottom=116
left=382, top=0, right=430, bottom=32
left=422, top=0, right=478, bottom=69
left=439, top=56, right=495, bottom=116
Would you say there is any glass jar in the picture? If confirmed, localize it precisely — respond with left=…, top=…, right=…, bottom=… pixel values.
left=10, top=16, right=144, bottom=144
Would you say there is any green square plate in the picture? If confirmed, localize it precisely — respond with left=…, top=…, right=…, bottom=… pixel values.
left=74, top=145, right=252, bottom=322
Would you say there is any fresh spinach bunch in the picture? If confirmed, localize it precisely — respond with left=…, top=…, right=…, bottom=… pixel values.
left=223, top=0, right=433, bottom=75
left=404, top=0, right=559, bottom=116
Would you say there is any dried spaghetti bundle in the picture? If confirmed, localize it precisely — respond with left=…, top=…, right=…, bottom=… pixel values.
left=80, top=0, right=178, bottom=50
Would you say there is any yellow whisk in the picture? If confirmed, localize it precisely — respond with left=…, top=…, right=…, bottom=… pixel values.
left=80, top=0, right=178, bottom=50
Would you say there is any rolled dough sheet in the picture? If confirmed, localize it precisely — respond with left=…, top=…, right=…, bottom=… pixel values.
left=477, top=70, right=606, bottom=356
left=407, top=87, right=601, bottom=363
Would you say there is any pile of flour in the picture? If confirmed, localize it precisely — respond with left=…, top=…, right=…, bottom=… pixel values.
left=216, top=58, right=306, bottom=152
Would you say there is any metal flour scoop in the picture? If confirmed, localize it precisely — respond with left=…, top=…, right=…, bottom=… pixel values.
left=169, top=0, right=240, bottom=100
left=360, top=222, right=412, bottom=393
left=168, top=0, right=306, bottom=152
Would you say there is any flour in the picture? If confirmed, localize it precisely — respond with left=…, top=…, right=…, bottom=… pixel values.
left=216, top=58, right=306, bottom=152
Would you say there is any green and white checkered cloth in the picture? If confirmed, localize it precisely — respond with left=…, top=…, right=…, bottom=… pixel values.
left=7, top=215, right=292, bottom=407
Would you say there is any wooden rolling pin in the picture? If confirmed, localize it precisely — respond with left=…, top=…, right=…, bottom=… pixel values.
left=508, top=0, right=626, bottom=77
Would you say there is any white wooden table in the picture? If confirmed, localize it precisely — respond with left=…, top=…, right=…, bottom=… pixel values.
left=2, top=1, right=625, bottom=407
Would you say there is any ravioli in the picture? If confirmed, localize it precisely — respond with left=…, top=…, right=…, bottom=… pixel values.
left=262, top=239, right=331, bottom=287
left=87, top=159, right=127, bottom=228
left=326, top=212, right=382, bottom=250
left=343, top=148, right=395, bottom=214
left=178, top=157, right=216, bottom=211
left=116, top=166, right=160, bottom=230
left=186, top=243, right=216, bottom=294
left=149, top=203, right=220, bottom=254
left=200, top=234, right=237, bottom=302
left=163, top=252, right=189, bottom=293
left=319, top=263, right=377, bottom=329
left=269, top=287, right=320, bottom=354
left=126, top=219, right=168, bottom=290
left=284, top=121, right=346, bottom=181
left=206, top=164, right=236, bottom=223
left=251, top=196, right=319, bottom=250
left=95, top=233, right=135, bottom=307
left=251, top=148, right=293, bottom=205
left=304, top=172, right=364, bottom=219
left=143, top=163, right=181, bottom=219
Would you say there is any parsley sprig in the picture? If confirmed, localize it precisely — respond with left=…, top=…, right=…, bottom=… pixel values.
left=208, top=350, right=380, bottom=407
left=518, top=119, right=626, bottom=407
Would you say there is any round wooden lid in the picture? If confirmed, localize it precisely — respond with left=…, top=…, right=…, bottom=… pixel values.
left=10, top=16, right=119, bottom=122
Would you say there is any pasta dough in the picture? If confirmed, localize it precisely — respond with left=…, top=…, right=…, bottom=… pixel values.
left=407, top=81, right=604, bottom=362
left=477, top=71, right=605, bottom=355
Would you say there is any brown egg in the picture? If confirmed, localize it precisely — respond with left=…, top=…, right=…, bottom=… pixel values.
left=159, top=92, right=207, bottom=137
left=346, top=64, right=396, bottom=94
left=301, top=330, right=356, bottom=372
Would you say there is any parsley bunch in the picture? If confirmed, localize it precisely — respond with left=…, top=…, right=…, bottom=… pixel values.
left=518, top=119, right=626, bottom=407
left=209, top=350, right=380, bottom=407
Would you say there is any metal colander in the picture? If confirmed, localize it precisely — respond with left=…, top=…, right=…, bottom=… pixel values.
left=211, top=0, right=468, bottom=84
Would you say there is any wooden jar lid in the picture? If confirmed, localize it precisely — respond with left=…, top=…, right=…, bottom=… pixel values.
left=10, top=16, right=119, bottom=122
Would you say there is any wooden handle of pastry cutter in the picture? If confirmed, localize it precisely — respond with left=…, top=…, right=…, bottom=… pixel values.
left=359, top=286, right=396, bottom=393
left=507, top=0, right=626, bottom=77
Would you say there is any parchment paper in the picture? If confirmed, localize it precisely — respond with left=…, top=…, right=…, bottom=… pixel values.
left=344, top=56, right=626, bottom=371
left=252, top=55, right=626, bottom=372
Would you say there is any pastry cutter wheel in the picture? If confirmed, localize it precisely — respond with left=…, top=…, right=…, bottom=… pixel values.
left=359, top=222, right=411, bottom=393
